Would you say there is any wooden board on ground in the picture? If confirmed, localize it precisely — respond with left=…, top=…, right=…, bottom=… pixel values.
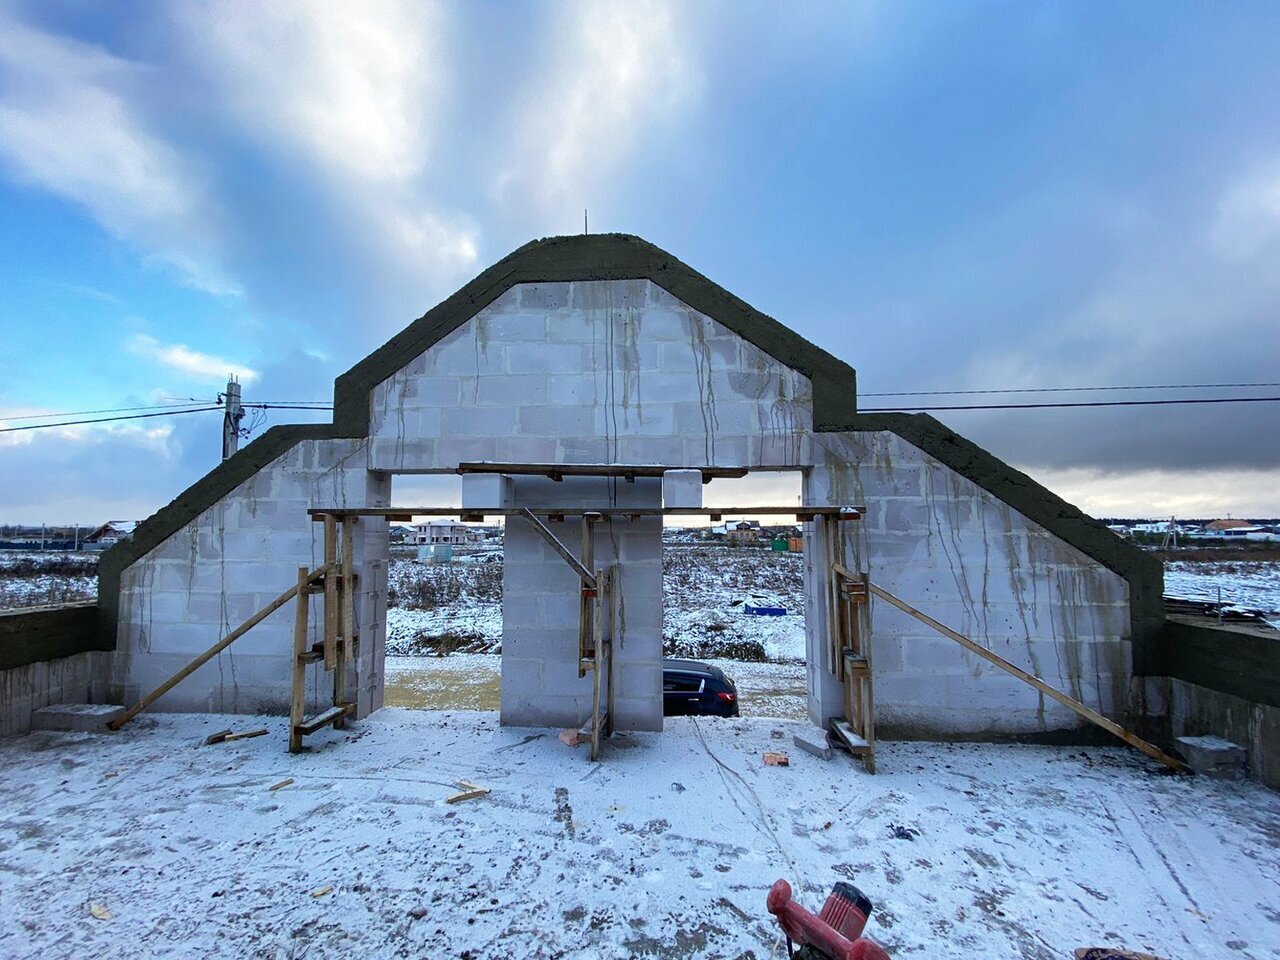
left=446, top=780, right=490, bottom=804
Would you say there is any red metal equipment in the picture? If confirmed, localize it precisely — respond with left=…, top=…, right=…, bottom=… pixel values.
left=767, top=879, right=891, bottom=960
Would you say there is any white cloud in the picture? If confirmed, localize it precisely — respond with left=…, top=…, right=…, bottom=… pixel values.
left=0, top=13, right=238, bottom=295
left=1019, top=465, right=1280, bottom=519
left=177, top=0, right=446, bottom=184
left=129, top=334, right=260, bottom=384
left=1211, top=161, right=1280, bottom=260
left=175, top=0, right=479, bottom=302
left=498, top=0, right=700, bottom=212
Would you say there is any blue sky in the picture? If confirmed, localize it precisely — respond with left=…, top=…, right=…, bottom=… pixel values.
left=1, top=1, right=1278, bottom=523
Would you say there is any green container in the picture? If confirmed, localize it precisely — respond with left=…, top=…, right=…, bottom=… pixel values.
left=771, top=537, right=788, bottom=552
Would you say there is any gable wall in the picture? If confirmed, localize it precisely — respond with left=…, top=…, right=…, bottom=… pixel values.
left=93, top=261, right=1151, bottom=740
left=367, top=280, right=814, bottom=472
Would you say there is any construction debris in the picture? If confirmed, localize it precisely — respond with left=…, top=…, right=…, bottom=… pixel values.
left=268, top=778, right=294, bottom=792
left=205, top=727, right=267, bottom=745
left=88, top=902, right=113, bottom=921
left=792, top=727, right=833, bottom=761
left=310, top=886, right=333, bottom=899
left=558, top=729, right=584, bottom=747
left=445, top=779, right=490, bottom=804
left=1075, top=950, right=1167, bottom=960
left=763, top=751, right=790, bottom=767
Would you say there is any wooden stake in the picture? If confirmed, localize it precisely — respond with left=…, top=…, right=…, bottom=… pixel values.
left=290, top=565, right=310, bottom=753
left=322, top=515, right=338, bottom=671
left=868, top=582, right=1188, bottom=772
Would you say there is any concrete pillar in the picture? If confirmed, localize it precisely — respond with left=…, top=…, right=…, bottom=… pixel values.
left=500, top=476, right=663, bottom=731
left=802, top=466, right=866, bottom=729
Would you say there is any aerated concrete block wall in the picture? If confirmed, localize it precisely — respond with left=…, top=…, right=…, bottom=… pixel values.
left=100, top=267, right=1146, bottom=737
left=501, top=477, right=663, bottom=731
left=806, top=431, right=1131, bottom=737
left=109, top=438, right=391, bottom=717
left=366, top=280, right=813, bottom=473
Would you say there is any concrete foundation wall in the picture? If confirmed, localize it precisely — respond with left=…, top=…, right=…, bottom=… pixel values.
left=1140, top=676, right=1280, bottom=789
left=501, top=477, right=663, bottom=731
left=1, top=650, right=110, bottom=737
left=110, top=438, right=391, bottom=718
left=806, top=431, right=1132, bottom=737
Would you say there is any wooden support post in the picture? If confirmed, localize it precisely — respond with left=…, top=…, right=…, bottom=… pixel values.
left=581, top=515, right=597, bottom=669
left=605, top=567, right=618, bottom=738
left=590, top=565, right=604, bottom=762
left=290, top=565, right=309, bottom=753
left=867, top=582, right=1188, bottom=772
left=322, top=514, right=338, bottom=671
left=824, top=516, right=842, bottom=681
left=334, top=517, right=355, bottom=729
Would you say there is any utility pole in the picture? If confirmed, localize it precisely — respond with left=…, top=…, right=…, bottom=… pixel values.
left=222, top=376, right=244, bottom=460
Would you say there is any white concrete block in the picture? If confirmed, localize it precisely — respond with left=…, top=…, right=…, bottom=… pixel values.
left=31, top=703, right=124, bottom=732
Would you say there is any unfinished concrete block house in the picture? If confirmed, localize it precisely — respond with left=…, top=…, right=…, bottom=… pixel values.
left=19, top=233, right=1228, bottom=769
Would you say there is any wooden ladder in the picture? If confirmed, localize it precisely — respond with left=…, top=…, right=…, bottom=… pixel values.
left=821, top=515, right=876, bottom=773
left=290, top=514, right=360, bottom=752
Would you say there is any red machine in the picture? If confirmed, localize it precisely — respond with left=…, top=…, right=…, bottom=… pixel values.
left=767, top=879, right=891, bottom=960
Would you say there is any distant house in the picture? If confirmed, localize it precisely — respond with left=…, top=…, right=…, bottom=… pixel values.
left=725, top=520, right=762, bottom=544
left=408, top=520, right=471, bottom=545
left=1205, top=519, right=1254, bottom=532
left=83, top=521, right=138, bottom=549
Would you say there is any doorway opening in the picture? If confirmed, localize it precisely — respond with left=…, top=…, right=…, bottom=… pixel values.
left=380, top=474, right=504, bottom=711
left=661, top=470, right=809, bottom=721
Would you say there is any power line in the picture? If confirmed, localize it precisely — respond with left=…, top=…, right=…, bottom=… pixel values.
left=244, top=403, right=333, bottom=411
left=0, top=406, right=223, bottom=434
left=0, top=401, right=210, bottom=423
left=860, top=396, right=1280, bottom=412
left=861, top=381, right=1280, bottom=397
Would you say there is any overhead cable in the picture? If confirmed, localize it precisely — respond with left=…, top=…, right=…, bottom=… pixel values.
left=0, top=406, right=223, bottom=434
left=860, top=396, right=1280, bottom=412
left=861, top=381, right=1280, bottom=397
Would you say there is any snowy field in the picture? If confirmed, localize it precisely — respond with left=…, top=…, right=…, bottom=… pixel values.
left=385, top=544, right=809, bottom=661
left=2, top=711, right=1277, bottom=959
left=1164, top=560, right=1280, bottom=622
left=0, top=551, right=96, bottom=610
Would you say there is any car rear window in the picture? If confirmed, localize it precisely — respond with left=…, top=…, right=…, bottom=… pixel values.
left=663, top=673, right=703, bottom=693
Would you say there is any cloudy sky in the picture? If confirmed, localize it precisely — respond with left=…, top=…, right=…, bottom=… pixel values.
left=1, top=0, right=1277, bottom=524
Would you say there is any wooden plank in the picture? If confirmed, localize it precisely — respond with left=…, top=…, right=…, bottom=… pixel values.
left=590, top=572, right=603, bottom=762
left=322, top=515, right=338, bottom=671
left=520, top=508, right=596, bottom=587
left=456, top=462, right=749, bottom=481
left=290, top=565, right=309, bottom=753
left=579, top=516, right=594, bottom=668
left=294, top=703, right=354, bottom=736
left=831, top=719, right=870, bottom=752
left=334, top=518, right=354, bottom=729
left=868, top=582, right=1189, bottom=772
left=446, top=779, right=491, bottom=804
left=205, top=727, right=268, bottom=745
left=605, top=567, right=618, bottom=739
left=309, top=505, right=864, bottom=519
left=110, top=578, right=302, bottom=730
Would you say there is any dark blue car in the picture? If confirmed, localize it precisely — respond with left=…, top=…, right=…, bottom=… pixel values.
left=662, top=659, right=740, bottom=717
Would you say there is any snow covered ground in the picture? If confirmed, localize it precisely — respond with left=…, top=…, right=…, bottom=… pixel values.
left=1164, top=560, right=1280, bottom=621
left=2, top=711, right=1277, bottom=959
left=0, top=551, right=96, bottom=610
